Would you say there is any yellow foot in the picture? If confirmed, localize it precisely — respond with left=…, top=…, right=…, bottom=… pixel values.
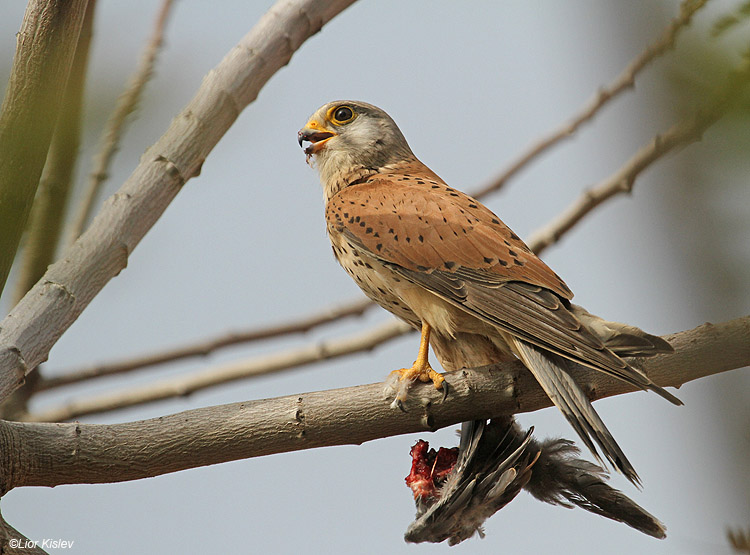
left=391, top=363, right=445, bottom=388
left=388, top=362, right=446, bottom=411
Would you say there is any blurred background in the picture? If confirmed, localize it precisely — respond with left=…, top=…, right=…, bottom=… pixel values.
left=0, top=1, right=748, bottom=553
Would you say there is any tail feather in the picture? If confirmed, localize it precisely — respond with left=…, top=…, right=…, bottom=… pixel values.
left=510, top=336, right=641, bottom=485
left=601, top=332, right=674, bottom=358
left=567, top=304, right=683, bottom=406
left=570, top=304, right=674, bottom=359
left=526, top=437, right=667, bottom=539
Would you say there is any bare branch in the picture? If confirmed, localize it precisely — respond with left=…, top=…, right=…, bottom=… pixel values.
left=527, top=55, right=750, bottom=253
left=728, top=526, right=750, bottom=553
left=0, top=0, right=358, bottom=405
left=26, top=319, right=411, bottom=421
left=0, top=0, right=89, bottom=296
left=2, top=317, right=747, bottom=492
left=65, top=0, right=175, bottom=244
left=0, top=508, right=47, bottom=555
left=37, top=297, right=375, bottom=391
left=471, top=0, right=710, bottom=199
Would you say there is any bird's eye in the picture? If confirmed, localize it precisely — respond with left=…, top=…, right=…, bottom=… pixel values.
left=331, top=106, right=355, bottom=124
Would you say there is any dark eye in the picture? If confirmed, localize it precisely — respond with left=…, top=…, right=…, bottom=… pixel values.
left=333, top=106, right=354, bottom=123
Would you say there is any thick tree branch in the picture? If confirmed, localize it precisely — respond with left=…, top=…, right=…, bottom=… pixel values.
left=11, top=0, right=96, bottom=306
left=471, top=0, right=710, bottom=199
left=0, top=1, right=96, bottom=423
left=0, top=0, right=89, bottom=296
left=0, top=0, right=357, bottom=405
left=1, top=317, right=746, bottom=494
left=0, top=509, right=47, bottom=555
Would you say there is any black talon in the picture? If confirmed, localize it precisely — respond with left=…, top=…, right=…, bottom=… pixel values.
left=440, top=381, right=449, bottom=402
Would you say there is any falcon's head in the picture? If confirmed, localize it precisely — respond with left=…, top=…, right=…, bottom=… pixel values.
left=298, top=101, right=415, bottom=179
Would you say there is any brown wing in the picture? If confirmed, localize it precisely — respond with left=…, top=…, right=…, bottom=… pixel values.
left=326, top=172, right=681, bottom=402
left=325, top=174, right=572, bottom=299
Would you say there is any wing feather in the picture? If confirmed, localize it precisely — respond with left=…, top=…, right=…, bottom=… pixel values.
left=510, top=338, right=640, bottom=484
left=326, top=176, right=572, bottom=298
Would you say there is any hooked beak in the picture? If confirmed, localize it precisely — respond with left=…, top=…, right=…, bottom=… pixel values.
left=297, top=120, right=336, bottom=155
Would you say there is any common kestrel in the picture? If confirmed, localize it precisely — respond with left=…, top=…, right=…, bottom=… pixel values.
left=298, top=100, right=681, bottom=484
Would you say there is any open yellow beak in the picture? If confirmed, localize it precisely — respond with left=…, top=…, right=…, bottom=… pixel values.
left=297, top=119, right=336, bottom=155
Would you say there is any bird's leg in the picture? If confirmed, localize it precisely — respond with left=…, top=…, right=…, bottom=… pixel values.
left=389, top=322, right=445, bottom=410
left=396, top=322, right=444, bottom=386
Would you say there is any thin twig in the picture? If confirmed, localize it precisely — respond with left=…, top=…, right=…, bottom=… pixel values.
left=37, top=297, right=375, bottom=391
left=727, top=527, right=750, bottom=553
left=527, top=53, right=750, bottom=253
left=471, top=0, right=710, bottom=199
left=26, top=319, right=412, bottom=422
left=66, top=0, right=175, bottom=244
